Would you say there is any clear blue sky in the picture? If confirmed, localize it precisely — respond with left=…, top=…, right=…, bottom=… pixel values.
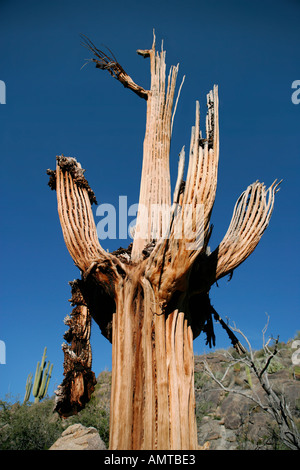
left=0, top=0, right=299, bottom=401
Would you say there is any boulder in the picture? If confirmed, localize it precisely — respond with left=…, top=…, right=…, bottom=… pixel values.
left=219, top=394, right=250, bottom=430
left=49, top=423, right=106, bottom=450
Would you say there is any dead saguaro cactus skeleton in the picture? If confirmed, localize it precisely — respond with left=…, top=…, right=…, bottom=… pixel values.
left=47, top=33, right=280, bottom=450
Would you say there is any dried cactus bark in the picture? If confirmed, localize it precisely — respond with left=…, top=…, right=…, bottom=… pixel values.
left=48, top=34, right=280, bottom=450
left=54, top=280, right=96, bottom=417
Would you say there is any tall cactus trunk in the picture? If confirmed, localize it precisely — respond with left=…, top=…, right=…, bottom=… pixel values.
left=48, top=32, right=280, bottom=451
left=110, top=276, right=197, bottom=450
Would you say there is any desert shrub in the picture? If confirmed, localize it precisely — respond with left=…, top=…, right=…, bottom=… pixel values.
left=0, top=398, right=63, bottom=450
left=0, top=377, right=111, bottom=450
left=194, top=371, right=209, bottom=389
left=0, top=390, right=110, bottom=450
left=195, top=399, right=213, bottom=424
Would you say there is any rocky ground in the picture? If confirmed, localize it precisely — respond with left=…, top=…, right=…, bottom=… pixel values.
left=90, top=337, right=300, bottom=450
left=45, top=338, right=300, bottom=450
left=2, top=338, right=298, bottom=450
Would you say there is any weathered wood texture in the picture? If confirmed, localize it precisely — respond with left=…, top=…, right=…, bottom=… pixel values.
left=132, top=35, right=181, bottom=259
left=48, top=34, right=280, bottom=449
left=109, top=278, right=197, bottom=450
left=54, top=280, right=96, bottom=417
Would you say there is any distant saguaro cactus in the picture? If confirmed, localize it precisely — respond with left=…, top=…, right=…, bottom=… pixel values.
left=32, top=347, right=53, bottom=403
left=23, top=372, right=33, bottom=404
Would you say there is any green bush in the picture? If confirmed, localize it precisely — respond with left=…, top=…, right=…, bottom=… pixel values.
left=0, top=398, right=63, bottom=450
left=0, top=387, right=110, bottom=450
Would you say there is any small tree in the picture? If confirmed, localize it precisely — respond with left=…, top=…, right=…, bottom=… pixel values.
left=201, top=317, right=300, bottom=450
left=47, top=33, right=280, bottom=450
